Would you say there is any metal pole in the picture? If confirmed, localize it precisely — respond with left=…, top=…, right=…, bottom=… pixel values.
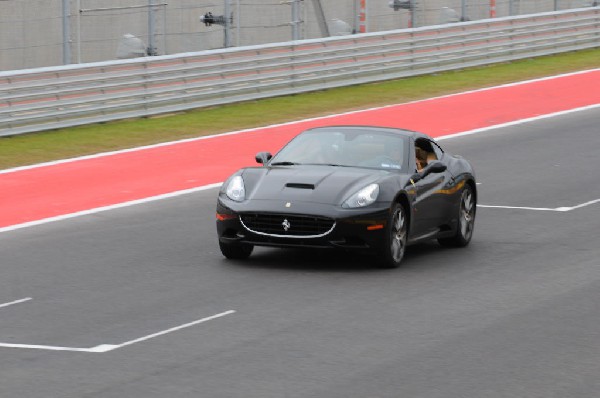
left=148, top=0, right=156, bottom=55
left=62, top=0, right=71, bottom=64
left=292, top=0, right=300, bottom=40
left=236, top=0, right=240, bottom=46
left=410, top=0, right=416, bottom=27
left=163, top=2, right=167, bottom=54
left=224, top=0, right=231, bottom=47
left=461, top=0, right=467, bottom=21
left=353, top=0, right=358, bottom=33
left=77, top=0, right=81, bottom=63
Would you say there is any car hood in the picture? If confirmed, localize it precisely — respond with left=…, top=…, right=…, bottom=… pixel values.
left=241, top=166, right=388, bottom=205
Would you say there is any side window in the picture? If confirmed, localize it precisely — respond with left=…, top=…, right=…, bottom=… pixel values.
left=415, top=138, right=442, bottom=169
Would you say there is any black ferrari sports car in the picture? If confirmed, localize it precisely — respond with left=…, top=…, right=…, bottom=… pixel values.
left=216, top=125, right=476, bottom=268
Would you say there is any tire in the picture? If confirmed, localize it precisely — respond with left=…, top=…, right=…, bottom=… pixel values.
left=378, top=203, right=408, bottom=268
left=219, top=241, right=254, bottom=259
left=438, top=183, right=476, bottom=247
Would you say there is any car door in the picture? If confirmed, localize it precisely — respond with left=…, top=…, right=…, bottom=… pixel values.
left=410, top=139, right=454, bottom=238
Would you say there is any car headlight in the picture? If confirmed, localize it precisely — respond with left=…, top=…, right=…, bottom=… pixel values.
left=225, top=175, right=245, bottom=202
left=343, top=183, right=379, bottom=208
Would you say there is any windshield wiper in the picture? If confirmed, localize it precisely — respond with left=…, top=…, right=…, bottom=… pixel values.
left=270, top=162, right=349, bottom=167
left=270, top=161, right=300, bottom=166
left=305, top=163, right=349, bottom=167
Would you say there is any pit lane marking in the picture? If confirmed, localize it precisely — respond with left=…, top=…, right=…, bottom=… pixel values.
left=0, top=309, right=235, bottom=353
left=478, top=198, right=600, bottom=212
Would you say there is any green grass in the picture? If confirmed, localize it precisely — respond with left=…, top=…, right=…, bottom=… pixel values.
left=1, top=48, right=599, bottom=170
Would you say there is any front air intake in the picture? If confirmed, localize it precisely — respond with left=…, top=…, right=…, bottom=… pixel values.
left=240, top=213, right=335, bottom=238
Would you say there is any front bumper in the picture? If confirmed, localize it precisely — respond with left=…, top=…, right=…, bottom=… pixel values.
left=216, top=198, right=390, bottom=252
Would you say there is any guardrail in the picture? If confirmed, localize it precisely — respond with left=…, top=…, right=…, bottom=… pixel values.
left=1, top=8, right=598, bottom=137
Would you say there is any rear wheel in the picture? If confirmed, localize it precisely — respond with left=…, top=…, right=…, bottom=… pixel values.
left=219, top=241, right=254, bottom=259
left=378, top=203, right=408, bottom=268
left=439, top=183, right=475, bottom=247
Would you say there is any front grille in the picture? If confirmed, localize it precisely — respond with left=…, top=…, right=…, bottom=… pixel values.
left=240, top=213, right=336, bottom=238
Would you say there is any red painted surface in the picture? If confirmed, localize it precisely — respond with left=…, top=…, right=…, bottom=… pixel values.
left=1, top=70, right=599, bottom=228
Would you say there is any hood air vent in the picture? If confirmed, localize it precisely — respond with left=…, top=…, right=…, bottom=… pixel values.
left=285, top=183, right=315, bottom=190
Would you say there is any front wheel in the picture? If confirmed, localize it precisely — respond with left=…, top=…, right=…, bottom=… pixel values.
left=378, top=203, right=408, bottom=268
left=219, top=241, right=254, bottom=259
left=439, top=183, right=476, bottom=247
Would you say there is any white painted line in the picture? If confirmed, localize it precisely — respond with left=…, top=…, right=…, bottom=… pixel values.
left=478, top=198, right=600, bottom=212
left=566, top=198, right=600, bottom=211
left=106, top=309, right=236, bottom=351
left=436, top=103, right=600, bottom=141
left=0, top=297, right=32, bottom=309
left=0, top=343, right=101, bottom=353
left=0, top=183, right=222, bottom=234
left=0, top=310, right=235, bottom=353
left=478, top=205, right=557, bottom=211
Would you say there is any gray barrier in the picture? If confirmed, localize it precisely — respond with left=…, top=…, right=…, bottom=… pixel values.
left=1, top=8, right=598, bottom=137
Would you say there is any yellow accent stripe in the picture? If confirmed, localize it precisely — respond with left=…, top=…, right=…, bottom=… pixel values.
left=436, top=180, right=465, bottom=195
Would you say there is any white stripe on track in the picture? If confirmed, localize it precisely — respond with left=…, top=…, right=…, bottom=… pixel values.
left=0, top=297, right=32, bottom=309
left=0, top=310, right=235, bottom=353
left=436, top=103, right=600, bottom=141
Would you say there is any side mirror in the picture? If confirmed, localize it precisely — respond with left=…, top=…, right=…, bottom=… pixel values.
left=425, top=161, right=447, bottom=174
left=255, top=151, right=272, bottom=165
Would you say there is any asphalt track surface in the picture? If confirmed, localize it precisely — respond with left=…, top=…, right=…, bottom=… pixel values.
left=1, top=82, right=600, bottom=397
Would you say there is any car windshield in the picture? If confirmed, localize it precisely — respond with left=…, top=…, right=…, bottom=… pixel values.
left=270, top=127, right=409, bottom=171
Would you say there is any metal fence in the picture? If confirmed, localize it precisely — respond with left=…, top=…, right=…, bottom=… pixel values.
left=1, top=8, right=599, bottom=137
left=1, top=0, right=598, bottom=71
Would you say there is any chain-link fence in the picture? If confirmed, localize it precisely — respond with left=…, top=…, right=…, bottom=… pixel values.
left=1, top=0, right=597, bottom=71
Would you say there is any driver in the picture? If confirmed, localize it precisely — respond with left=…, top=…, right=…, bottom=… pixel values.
left=415, top=147, right=427, bottom=171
